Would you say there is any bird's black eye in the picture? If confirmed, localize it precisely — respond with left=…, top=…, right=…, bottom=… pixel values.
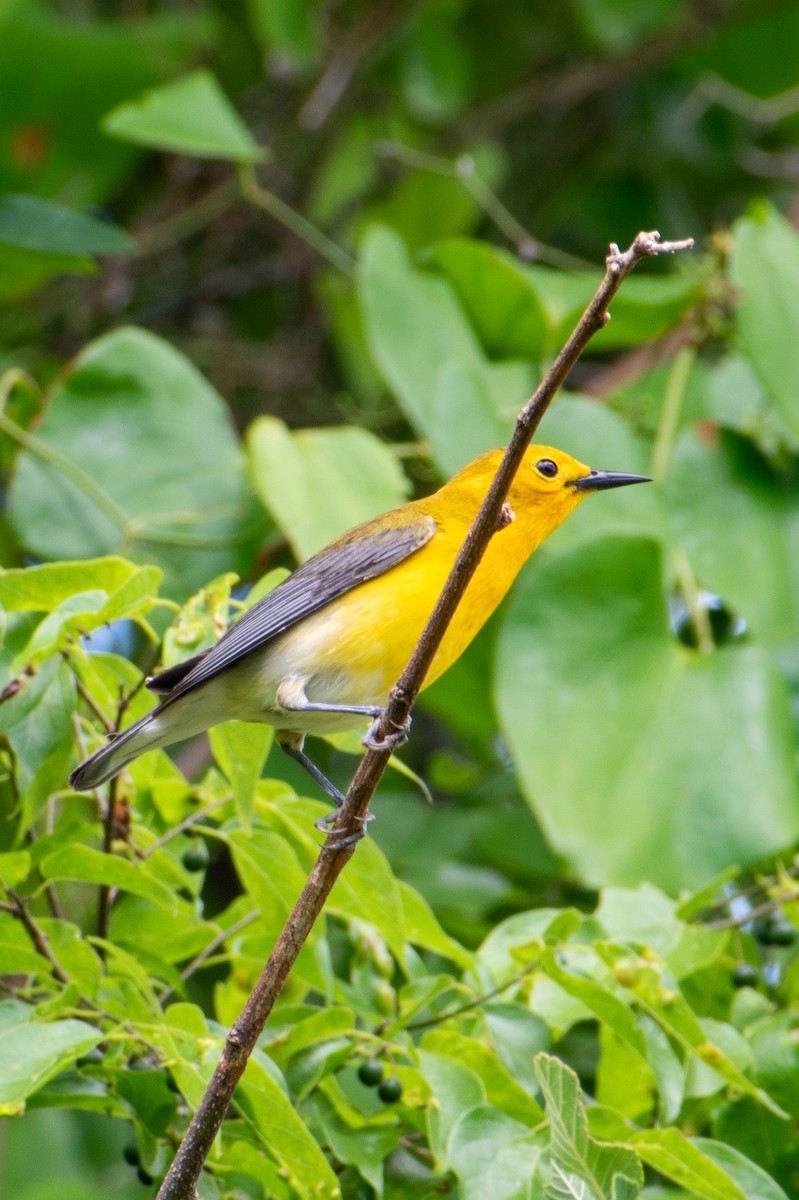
left=536, top=458, right=558, bottom=479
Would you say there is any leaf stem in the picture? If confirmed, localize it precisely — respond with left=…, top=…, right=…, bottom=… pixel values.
left=238, top=164, right=355, bottom=277
left=650, top=344, right=695, bottom=482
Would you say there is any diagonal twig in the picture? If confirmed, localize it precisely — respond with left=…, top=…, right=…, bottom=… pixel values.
left=155, top=230, right=694, bottom=1200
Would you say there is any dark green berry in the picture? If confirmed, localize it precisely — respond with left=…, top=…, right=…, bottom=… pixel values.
left=123, top=1142, right=140, bottom=1166
left=759, top=918, right=797, bottom=946
left=136, top=1165, right=153, bottom=1185
left=358, top=1059, right=384, bottom=1087
left=377, top=1076, right=403, bottom=1104
left=732, top=963, right=760, bottom=988
left=167, top=1073, right=181, bottom=1094
left=182, top=840, right=209, bottom=872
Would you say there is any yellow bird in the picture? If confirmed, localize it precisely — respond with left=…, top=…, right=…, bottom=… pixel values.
left=70, top=446, right=649, bottom=824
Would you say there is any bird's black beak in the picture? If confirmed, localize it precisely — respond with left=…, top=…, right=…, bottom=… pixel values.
left=570, top=469, right=652, bottom=492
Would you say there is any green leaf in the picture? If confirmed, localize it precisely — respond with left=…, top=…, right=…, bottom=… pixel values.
left=535, top=1053, right=643, bottom=1200
left=397, top=879, right=474, bottom=969
left=10, top=564, right=162, bottom=670
left=422, top=1029, right=544, bottom=1125
left=730, top=203, right=799, bottom=442
left=102, top=70, right=265, bottom=163
left=0, top=194, right=134, bottom=256
left=359, top=224, right=483, bottom=442
left=247, top=417, right=411, bottom=560
left=696, top=1137, right=791, bottom=1200
left=665, top=430, right=799, bottom=653
left=0, top=850, right=30, bottom=888
left=39, top=845, right=187, bottom=912
left=448, top=1105, right=544, bottom=1200
left=312, top=1090, right=400, bottom=1193
left=418, top=1050, right=486, bottom=1164
left=430, top=237, right=550, bottom=359
left=496, top=536, right=799, bottom=891
left=0, top=1004, right=100, bottom=1111
left=483, top=1003, right=551, bottom=1095
left=235, top=1053, right=340, bottom=1199
left=208, top=720, right=272, bottom=832
left=7, top=326, right=264, bottom=598
left=628, top=1128, right=749, bottom=1200
left=0, top=657, right=76, bottom=829
left=0, top=914, right=49, bottom=976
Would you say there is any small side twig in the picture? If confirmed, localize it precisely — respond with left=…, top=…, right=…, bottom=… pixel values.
left=155, top=230, right=693, bottom=1200
left=5, top=888, right=68, bottom=984
left=404, top=957, right=540, bottom=1032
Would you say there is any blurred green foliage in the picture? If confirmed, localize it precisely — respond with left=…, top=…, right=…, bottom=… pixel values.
left=2, top=1, right=799, bottom=1197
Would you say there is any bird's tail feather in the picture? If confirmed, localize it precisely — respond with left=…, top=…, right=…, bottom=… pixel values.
left=69, top=712, right=159, bottom=791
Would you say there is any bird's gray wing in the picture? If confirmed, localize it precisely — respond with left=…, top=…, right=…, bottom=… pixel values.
left=147, top=509, right=437, bottom=703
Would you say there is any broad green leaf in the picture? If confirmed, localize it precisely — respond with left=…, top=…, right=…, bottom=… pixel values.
left=430, top=360, right=514, bottom=476
left=247, top=417, right=411, bottom=560
left=359, top=223, right=485, bottom=441
left=208, top=720, right=272, bottom=832
left=448, top=1105, right=544, bottom=1200
left=665, top=430, right=799, bottom=654
left=730, top=203, right=799, bottom=441
left=11, top=565, right=161, bottom=669
left=223, top=1138, right=292, bottom=1200
left=40, top=845, right=186, bottom=912
left=496, top=536, right=799, bottom=891
left=0, top=5, right=172, bottom=204
left=0, top=1006, right=100, bottom=1111
left=419, top=1050, right=486, bottom=1164
left=265, top=1007, right=354, bottom=1065
left=236, top=1054, right=340, bottom=1199
left=0, top=914, right=49, bottom=976
left=519, top=261, right=700, bottom=352
left=595, top=884, right=680, bottom=956
left=0, top=194, right=134, bottom=256
left=7, top=326, right=264, bottom=598
left=359, top=225, right=540, bottom=475
left=314, top=1090, right=400, bottom=1193
left=483, top=1003, right=551, bottom=1095
left=0, top=850, right=30, bottom=888
left=695, top=1137, right=791, bottom=1200
left=0, top=657, right=75, bottom=829
left=430, top=237, right=550, bottom=359
left=422, top=1029, right=544, bottom=1125
left=538, top=948, right=647, bottom=1059
left=397, top=878, right=474, bottom=969
left=628, top=1128, right=749, bottom=1200
left=535, top=1053, right=643, bottom=1200
left=103, top=70, right=265, bottom=163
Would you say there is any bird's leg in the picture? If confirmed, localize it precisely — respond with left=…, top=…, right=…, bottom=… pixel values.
left=274, top=676, right=412, bottom=754
left=276, top=731, right=374, bottom=846
left=275, top=675, right=383, bottom=721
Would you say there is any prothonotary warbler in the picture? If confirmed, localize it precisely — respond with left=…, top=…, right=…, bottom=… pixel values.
left=70, top=445, right=649, bottom=824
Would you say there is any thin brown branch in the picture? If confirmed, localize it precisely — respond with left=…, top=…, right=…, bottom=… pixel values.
left=404, top=958, right=540, bottom=1032
left=154, top=230, right=694, bottom=1200
left=96, top=777, right=121, bottom=944
left=297, top=0, right=406, bottom=131
left=158, top=910, right=260, bottom=1007
left=703, top=890, right=799, bottom=931
left=5, top=888, right=68, bottom=984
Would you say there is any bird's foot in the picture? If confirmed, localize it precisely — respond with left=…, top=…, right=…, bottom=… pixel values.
left=315, top=808, right=375, bottom=849
left=362, top=712, right=411, bottom=752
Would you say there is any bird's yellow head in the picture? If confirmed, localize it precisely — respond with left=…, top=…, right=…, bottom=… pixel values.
left=439, top=444, right=650, bottom=550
